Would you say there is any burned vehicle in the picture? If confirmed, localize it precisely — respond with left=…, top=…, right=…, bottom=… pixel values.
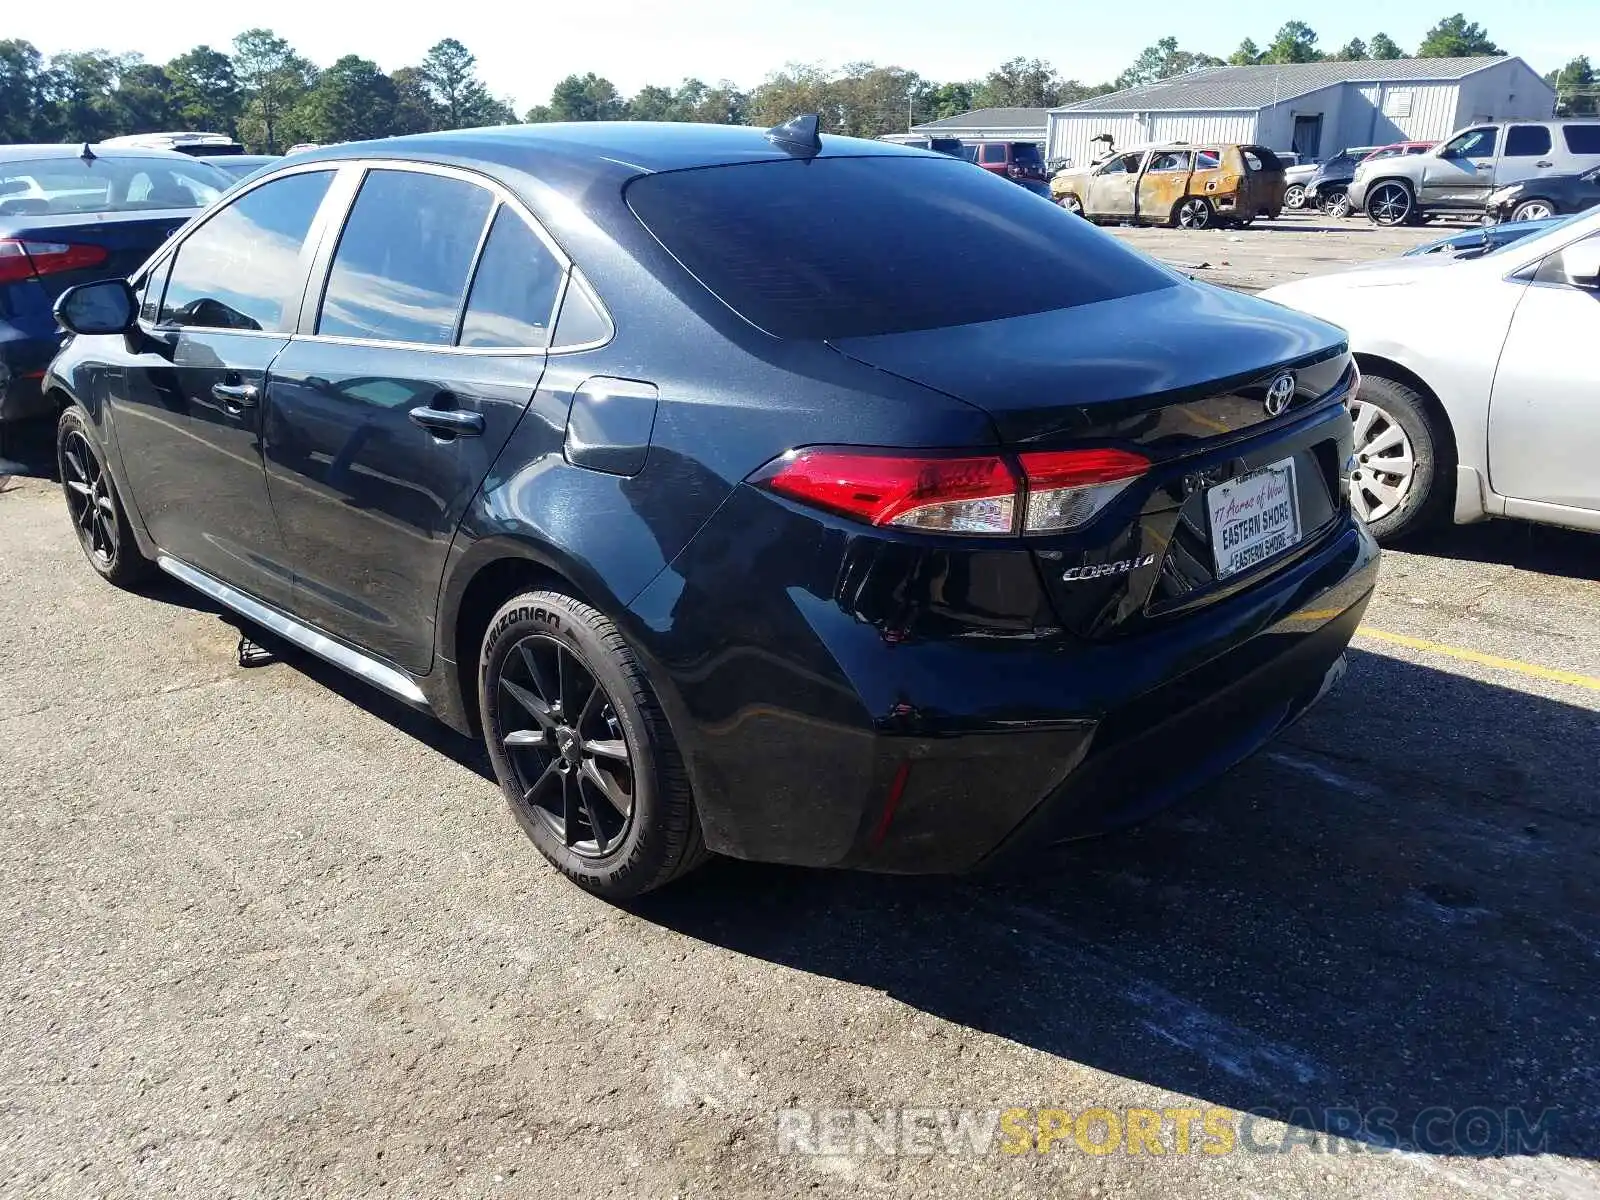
left=1051, top=143, right=1286, bottom=229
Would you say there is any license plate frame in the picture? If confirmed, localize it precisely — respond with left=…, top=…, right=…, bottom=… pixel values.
left=1207, top=458, right=1302, bottom=580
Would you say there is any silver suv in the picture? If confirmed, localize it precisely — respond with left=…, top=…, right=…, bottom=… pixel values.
left=1351, top=121, right=1600, bottom=225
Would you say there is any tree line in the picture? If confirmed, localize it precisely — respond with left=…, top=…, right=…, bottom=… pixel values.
left=1, top=14, right=1592, bottom=152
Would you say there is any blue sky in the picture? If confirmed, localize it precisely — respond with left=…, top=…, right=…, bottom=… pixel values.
left=12, top=0, right=1597, bottom=113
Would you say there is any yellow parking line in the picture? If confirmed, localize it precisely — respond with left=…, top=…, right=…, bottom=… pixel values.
left=1357, top=626, right=1600, bottom=693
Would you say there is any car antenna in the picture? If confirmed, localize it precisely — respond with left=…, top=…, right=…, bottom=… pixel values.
left=765, top=113, right=822, bottom=158
left=80, top=143, right=96, bottom=162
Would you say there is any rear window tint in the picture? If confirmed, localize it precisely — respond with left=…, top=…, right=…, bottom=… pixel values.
left=1563, top=125, right=1600, bottom=155
left=627, top=156, right=1174, bottom=340
left=1011, top=144, right=1043, bottom=165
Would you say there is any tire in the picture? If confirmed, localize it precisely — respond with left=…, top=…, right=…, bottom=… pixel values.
left=1284, top=183, right=1307, bottom=209
left=479, top=589, right=709, bottom=901
left=1511, top=199, right=1556, bottom=223
left=56, top=406, right=154, bottom=588
left=1173, top=197, right=1213, bottom=229
left=1058, top=193, right=1084, bottom=217
left=1366, top=181, right=1415, bottom=226
left=1349, top=372, right=1455, bottom=543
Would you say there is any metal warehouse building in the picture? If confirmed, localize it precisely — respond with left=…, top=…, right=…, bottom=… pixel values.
left=1047, top=57, right=1555, bottom=168
left=908, top=107, right=1049, bottom=144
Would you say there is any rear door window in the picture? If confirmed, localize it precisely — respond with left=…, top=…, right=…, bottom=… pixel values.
left=1195, top=150, right=1222, bottom=170
left=1147, top=151, right=1191, bottom=172
left=1562, top=125, right=1600, bottom=155
left=159, top=169, right=333, bottom=332
left=317, top=169, right=494, bottom=345
left=457, top=208, right=565, bottom=348
left=627, top=155, right=1174, bottom=340
left=1505, top=126, right=1554, bottom=158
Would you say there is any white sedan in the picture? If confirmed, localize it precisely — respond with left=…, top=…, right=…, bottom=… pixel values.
left=1262, top=209, right=1600, bottom=542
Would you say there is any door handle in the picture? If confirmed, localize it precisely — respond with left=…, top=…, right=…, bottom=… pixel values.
left=409, top=406, right=485, bottom=437
left=1536, top=161, right=1554, bottom=169
left=211, top=382, right=258, bottom=408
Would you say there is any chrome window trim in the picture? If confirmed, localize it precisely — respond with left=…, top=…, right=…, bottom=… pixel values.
left=289, top=158, right=615, bottom=355
left=134, top=154, right=617, bottom=355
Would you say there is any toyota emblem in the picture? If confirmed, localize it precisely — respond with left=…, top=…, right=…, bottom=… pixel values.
left=1264, top=372, right=1296, bottom=417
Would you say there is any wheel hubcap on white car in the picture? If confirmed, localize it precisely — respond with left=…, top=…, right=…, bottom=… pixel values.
left=1349, top=399, right=1416, bottom=522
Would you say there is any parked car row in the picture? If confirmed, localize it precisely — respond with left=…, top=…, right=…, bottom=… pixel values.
left=1279, top=120, right=1600, bottom=227
left=12, top=117, right=1598, bottom=906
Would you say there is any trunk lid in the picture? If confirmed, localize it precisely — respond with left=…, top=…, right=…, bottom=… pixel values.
left=829, top=282, right=1356, bottom=640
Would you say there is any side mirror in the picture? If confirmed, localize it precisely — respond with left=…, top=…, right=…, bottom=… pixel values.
left=53, top=279, right=136, bottom=335
left=1560, top=241, right=1600, bottom=289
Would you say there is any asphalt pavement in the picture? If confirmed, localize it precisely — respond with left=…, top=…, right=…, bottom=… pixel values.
left=3, top=446, right=1599, bottom=1198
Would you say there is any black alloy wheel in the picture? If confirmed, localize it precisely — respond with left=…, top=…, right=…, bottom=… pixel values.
left=496, top=632, right=634, bottom=856
left=479, top=589, right=708, bottom=899
left=61, top=428, right=118, bottom=568
left=56, top=407, right=153, bottom=587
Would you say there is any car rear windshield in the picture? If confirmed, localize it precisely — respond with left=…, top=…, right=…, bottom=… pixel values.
left=1011, top=143, right=1044, bottom=165
left=0, top=156, right=227, bottom=216
left=627, top=155, right=1175, bottom=339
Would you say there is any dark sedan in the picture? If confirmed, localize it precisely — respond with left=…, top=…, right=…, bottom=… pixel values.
left=44, top=119, right=1377, bottom=899
left=1, top=145, right=227, bottom=425
left=1485, top=166, right=1600, bottom=224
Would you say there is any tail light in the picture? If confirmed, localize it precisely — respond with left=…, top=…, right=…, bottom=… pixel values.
left=1018, top=448, right=1150, bottom=532
left=0, top=239, right=109, bottom=285
left=753, top=446, right=1149, bottom=535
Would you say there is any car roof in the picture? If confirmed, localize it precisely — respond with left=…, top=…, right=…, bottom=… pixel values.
left=285, top=121, right=929, bottom=183
left=0, top=143, right=207, bottom=163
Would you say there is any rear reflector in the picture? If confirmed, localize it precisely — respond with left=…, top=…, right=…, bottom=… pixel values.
left=0, top=239, right=110, bottom=285
left=754, top=445, right=1149, bottom=535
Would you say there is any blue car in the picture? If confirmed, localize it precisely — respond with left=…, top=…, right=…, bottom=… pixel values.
left=1, top=145, right=227, bottom=425
left=1401, top=217, right=1562, bottom=259
left=44, top=120, right=1376, bottom=899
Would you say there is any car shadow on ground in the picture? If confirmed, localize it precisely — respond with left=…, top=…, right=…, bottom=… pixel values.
left=132, top=572, right=496, bottom=783
left=0, top=416, right=56, bottom=481
left=632, top=648, right=1600, bottom=1158
left=1400, top=520, right=1600, bottom=582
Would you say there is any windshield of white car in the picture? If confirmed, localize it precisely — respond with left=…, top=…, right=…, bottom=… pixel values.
left=0, top=155, right=227, bottom=216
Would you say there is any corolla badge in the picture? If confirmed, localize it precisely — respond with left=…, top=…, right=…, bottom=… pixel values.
left=1062, top=554, right=1156, bottom=582
left=1264, top=371, right=1296, bottom=418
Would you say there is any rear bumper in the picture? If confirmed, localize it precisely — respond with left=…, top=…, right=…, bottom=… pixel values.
left=632, top=505, right=1379, bottom=874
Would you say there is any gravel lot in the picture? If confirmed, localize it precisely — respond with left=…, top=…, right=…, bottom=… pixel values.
left=1108, top=209, right=1463, bottom=291
left=3, top=216, right=1599, bottom=1198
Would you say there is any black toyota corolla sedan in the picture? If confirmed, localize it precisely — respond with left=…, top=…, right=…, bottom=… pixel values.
left=44, top=118, right=1378, bottom=899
